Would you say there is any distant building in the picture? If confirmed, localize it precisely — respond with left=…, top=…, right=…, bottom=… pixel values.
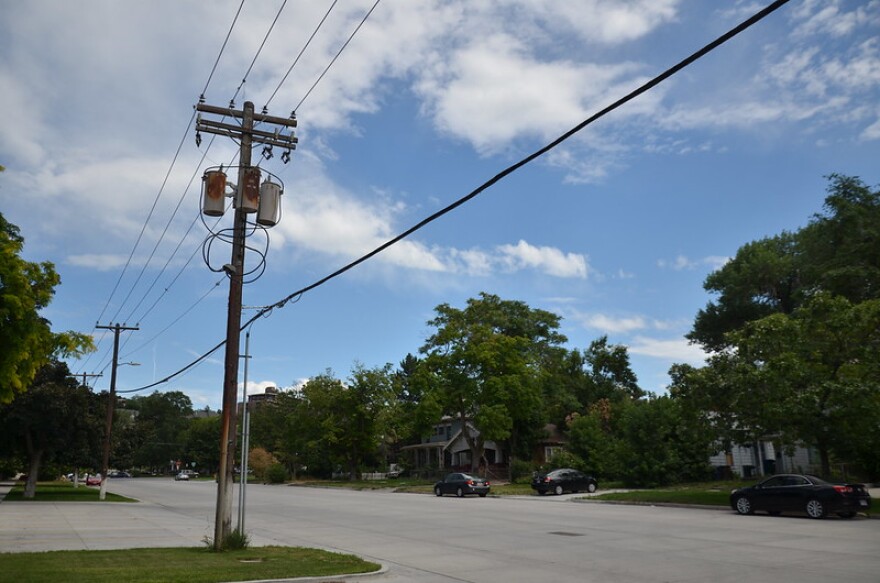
left=246, top=386, right=279, bottom=409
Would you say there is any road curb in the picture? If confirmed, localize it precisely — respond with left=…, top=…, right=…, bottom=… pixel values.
left=574, top=497, right=876, bottom=518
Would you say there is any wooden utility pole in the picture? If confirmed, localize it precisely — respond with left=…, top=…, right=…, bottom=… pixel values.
left=76, top=372, right=102, bottom=388
left=196, top=100, right=296, bottom=548
left=95, top=322, right=138, bottom=501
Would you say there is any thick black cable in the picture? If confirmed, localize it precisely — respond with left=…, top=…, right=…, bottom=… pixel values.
left=121, top=0, right=791, bottom=394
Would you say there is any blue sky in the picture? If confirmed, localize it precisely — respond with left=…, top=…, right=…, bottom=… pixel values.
left=2, top=0, right=879, bottom=409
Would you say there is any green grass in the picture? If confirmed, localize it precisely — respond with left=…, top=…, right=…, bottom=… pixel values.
left=593, top=488, right=732, bottom=506
left=0, top=546, right=380, bottom=583
left=590, top=480, right=749, bottom=507
left=4, top=481, right=136, bottom=503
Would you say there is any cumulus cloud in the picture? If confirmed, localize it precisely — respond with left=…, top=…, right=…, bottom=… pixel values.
left=497, top=240, right=589, bottom=279
left=657, top=255, right=728, bottom=271
left=627, top=335, right=708, bottom=366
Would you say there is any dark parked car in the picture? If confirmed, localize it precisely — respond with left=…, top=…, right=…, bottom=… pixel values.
left=434, top=473, right=490, bottom=497
left=107, top=470, right=131, bottom=478
left=730, top=474, right=871, bottom=519
left=531, top=468, right=598, bottom=495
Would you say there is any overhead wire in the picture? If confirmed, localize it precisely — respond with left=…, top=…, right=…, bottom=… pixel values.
left=263, top=0, right=339, bottom=110
left=120, top=0, right=792, bottom=394
left=293, top=0, right=380, bottom=113
left=76, top=1, right=247, bottom=375
left=231, top=0, right=289, bottom=106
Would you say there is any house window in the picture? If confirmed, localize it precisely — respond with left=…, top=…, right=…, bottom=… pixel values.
left=544, top=446, right=562, bottom=461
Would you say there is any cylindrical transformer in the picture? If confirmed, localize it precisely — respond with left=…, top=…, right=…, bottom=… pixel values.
left=239, top=167, right=261, bottom=213
left=202, top=170, right=227, bottom=216
left=257, top=180, right=283, bottom=226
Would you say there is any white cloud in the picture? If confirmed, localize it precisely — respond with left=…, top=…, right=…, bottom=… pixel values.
left=497, top=240, right=589, bottom=279
left=627, top=335, right=708, bottom=366
left=657, top=255, right=727, bottom=271
left=582, top=314, right=647, bottom=334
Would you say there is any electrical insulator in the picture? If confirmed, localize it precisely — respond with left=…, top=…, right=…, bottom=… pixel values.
left=202, top=170, right=227, bottom=216
left=257, top=180, right=283, bottom=226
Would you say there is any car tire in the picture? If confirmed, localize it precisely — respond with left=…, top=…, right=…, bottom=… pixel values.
left=806, top=498, right=827, bottom=519
left=456, top=487, right=464, bottom=498
left=837, top=512, right=856, bottom=519
left=735, top=496, right=753, bottom=515
left=587, top=483, right=597, bottom=493
left=434, top=486, right=442, bottom=497
left=768, top=511, right=781, bottom=516
left=554, top=485, right=564, bottom=496
left=537, top=490, right=546, bottom=496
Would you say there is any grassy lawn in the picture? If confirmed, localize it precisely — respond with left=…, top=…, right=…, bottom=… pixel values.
left=593, top=487, right=732, bottom=506
left=0, top=546, right=380, bottom=583
left=4, top=481, right=136, bottom=503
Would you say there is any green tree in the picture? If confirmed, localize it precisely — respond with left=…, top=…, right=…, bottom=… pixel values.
left=0, top=361, right=103, bottom=497
left=419, top=293, right=567, bottom=472
left=127, top=391, right=193, bottom=473
left=0, top=208, right=93, bottom=403
left=182, top=415, right=221, bottom=476
left=689, top=175, right=880, bottom=351
left=291, top=367, right=391, bottom=480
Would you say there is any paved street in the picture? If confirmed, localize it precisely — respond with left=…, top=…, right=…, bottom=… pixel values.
left=1, top=478, right=878, bottom=582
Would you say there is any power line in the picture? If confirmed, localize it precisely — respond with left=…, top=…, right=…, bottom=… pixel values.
left=294, top=0, right=381, bottom=113
left=120, top=0, right=792, bottom=394
left=79, top=4, right=247, bottom=374
left=201, top=0, right=246, bottom=101
left=231, top=0, right=289, bottom=106
left=263, top=0, right=339, bottom=110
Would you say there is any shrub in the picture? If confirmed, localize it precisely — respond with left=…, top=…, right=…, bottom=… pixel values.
left=266, top=463, right=288, bottom=484
left=509, top=458, right=533, bottom=483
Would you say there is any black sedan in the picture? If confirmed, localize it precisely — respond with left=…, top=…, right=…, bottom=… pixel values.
left=730, top=474, right=871, bottom=519
left=532, top=468, right=598, bottom=495
left=434, top=473, right=490, bottom=497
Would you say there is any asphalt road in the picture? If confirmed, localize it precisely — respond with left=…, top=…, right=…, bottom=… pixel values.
left=3, top=478, right=879, bottom=582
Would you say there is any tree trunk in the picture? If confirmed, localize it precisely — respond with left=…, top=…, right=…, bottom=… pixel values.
left=819, top=444, right=831, bottom=478
left=24, top=449, right=43, bottom=499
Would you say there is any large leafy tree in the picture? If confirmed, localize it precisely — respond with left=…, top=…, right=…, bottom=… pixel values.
left=680, top=175, right=880, bottom=478
left=288, top=366, right=393, bottom=479
left=126, top=391, right=193, bottom=472
left=0, top=360, right=103, bottom=497
left=0, top=208, right=93, bottom=403
left=419, top=293, right=567, bottom=472
left=689, top=175, right=880, bottom=351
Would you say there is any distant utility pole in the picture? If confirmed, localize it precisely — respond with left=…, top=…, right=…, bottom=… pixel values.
left=96, top=322, right=138, bottom=501
left=195, top=100, right=296, bottom=549
left=76, top=372, right=102, bottom=388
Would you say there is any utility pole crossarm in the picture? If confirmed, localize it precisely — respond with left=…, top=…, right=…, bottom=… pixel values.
left=195, top=103, right=297, bottom=128
left=196, top=119, right=298, bottom=149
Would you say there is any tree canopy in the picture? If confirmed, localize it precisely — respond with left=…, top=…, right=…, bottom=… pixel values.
left=0, top=207, right=93, bottom=403
left=675, top=175, right=880, bottom=480
left=689, top=175, right=880, bottom=352
left=418, top=292, right=568, bottom=471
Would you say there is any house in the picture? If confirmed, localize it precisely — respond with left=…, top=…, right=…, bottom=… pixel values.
left=531, top=423, right=568, bottom=467
left=401, top=417, right=504, bottom=477
left=710, top=440, right=820, bottom=479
